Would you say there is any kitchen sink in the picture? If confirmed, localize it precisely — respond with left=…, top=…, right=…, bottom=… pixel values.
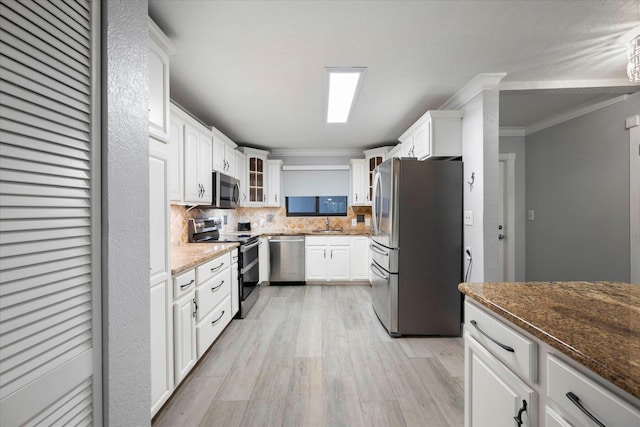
left=311, top=229, right=344, bottom=233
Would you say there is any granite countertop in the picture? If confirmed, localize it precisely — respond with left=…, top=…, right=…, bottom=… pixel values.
left=222, top=229, right=372, bottom=236
left=171, top=243, right=239, bottom=276
left=459, top=281, right=640, bottom=400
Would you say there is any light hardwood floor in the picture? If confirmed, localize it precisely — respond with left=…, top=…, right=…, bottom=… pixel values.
left=153, top=285, right=464, bottom=427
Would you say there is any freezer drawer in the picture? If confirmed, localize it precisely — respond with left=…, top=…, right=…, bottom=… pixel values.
left=370, top=260, right=399, bottom=336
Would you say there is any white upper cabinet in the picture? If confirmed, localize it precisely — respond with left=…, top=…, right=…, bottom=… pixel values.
left=363, top=147, right=388, bottom=204
left=168, top=114, right=184, bottom=202
left=266, top=159, right=283, bottom=206
left=236, top=150, right=247, bottom=204
left=398, top=110, right=463, bottom=160
left=148, top=18, right=175, bottom=143
left=350, top=159, right=367, bottom=206
left=240, top=147, right=269, bottom=206
left=211, top=125, right=238, bottom=177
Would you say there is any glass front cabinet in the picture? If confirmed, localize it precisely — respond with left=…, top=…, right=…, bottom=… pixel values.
left=364, top=147, right=389, bottom=205
left=240, top=147, right=269, bottom=206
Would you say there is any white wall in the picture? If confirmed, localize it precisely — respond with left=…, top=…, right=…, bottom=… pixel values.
left=102, top=0, right=150, bottom=424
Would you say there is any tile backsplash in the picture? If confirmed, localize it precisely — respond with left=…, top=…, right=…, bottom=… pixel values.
left=170, top=204, right=372, bottom=245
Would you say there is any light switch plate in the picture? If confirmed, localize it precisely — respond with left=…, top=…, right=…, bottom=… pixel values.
left=464, top=210, right=474, bottom=226
left=527, top=210, right=535, bottom=221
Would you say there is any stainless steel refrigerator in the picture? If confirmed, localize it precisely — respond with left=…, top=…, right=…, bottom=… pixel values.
left=370, top=158, right=462, bottom=336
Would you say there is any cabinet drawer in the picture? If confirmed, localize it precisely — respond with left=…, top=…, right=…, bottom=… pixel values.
left=465, top=301, right=537, bottom=382
left=196, top=252, right=230, bottom=284
left=306, top=236, right=328, bottom=246
left=328, top=236, right=350, bottom=246
left=196, top=295, right=231, bottom=357
left=547, top=354, right=640, bottom=426
left=195, top=269, right=231, bottom=321
left=173, top=269, right=196, bottom=300
left=545, top=406, right=572, bottom=427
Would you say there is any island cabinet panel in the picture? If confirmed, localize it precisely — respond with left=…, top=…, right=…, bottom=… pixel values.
left=465, top=334, right=536, bottom=427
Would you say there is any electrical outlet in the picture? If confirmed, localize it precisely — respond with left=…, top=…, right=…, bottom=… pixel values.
left=351, top=218, right=357, bottom=226
left=527, top=210, right=535, bottom=221
left=365, top=218, right=371, bottom=226
left=465, top=247, right=472, bottom=260
left=259, top=218, right=265, bottom=227
left=223, top=215, right=228, bottom=225
left=464, top=210, right=474, bottom=226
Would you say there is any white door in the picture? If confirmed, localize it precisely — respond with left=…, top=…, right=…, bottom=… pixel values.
left=0, top=1, right=101, bottom=425
left=183, top=125, right=200, bottom=202
left=498, top=154, right=515, bottom=281
left=498, top=160, right=505, bottom=280
left=173, top=295, right=196, bottom=385
left=306, top=246, right=328, bottom=280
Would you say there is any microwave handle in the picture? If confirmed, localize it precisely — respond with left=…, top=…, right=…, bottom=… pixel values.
left=233, top=183, right=240, bottom=203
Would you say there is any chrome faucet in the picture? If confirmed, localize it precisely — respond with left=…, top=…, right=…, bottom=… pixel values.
left=325, top=216, right=330, bottom=230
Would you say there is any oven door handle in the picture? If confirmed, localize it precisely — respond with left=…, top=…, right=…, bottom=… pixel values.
left=370, top=263, right=389, bottom=280
left=241, top=257, right=259, bottom=275
left=241, top=240, right=260, bottom=252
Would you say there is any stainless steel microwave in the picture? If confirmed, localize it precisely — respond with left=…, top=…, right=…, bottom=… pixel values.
left=211, top=172, right=240, bottom=209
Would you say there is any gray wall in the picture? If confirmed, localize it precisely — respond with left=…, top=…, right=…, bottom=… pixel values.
left=525, top=91, right=638, bottom=281
left=272, top=155, right=351, bottom=198
left=499, top=135, right=526, bottom=281
left=102, top=0, right=150, bottom=425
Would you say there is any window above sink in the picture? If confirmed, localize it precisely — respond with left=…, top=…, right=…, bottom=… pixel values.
left=285, top=196, right=348, bottom=217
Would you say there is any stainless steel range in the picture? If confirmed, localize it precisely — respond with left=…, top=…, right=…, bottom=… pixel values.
left=188, top=217, right=260, bottom=318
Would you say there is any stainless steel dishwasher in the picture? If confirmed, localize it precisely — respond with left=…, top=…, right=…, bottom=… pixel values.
left=269, top=235, right=305, bottom=284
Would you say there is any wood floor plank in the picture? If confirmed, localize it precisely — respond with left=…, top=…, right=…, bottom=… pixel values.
left=295, top=286, right=323, bottom=357
left=347, top=328, right=396, bottom=402
left=411, top=357, right=465, bottom=426
left=360, top=400, right=408, bottom=427
left=430, top=337, right=465, bottom=379
left=323, top=376, right=366, bottom=427
left=153, top=375, right=224, bottom=427
left=195, top=319, right=257, bottom=377
left=283, top=357, right=324, bottom=427
left=198, top=400, right=248, bottom=427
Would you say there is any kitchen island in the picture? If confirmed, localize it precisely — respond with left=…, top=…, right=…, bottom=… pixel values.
left=459, top=281, right=640, bottom=426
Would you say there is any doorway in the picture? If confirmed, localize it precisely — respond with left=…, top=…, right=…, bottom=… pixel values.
left=498, top=154, right=516, bottom=281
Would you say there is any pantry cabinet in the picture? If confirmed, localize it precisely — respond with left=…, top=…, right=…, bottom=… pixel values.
left=398, top=110, right=463, bottom=159
left=350, top=159, right=367, bottom=206
left=305, top=236, right=351, bottom=281
left=148, top=18, right=174, bottom=143
left=266, top=159, right=283, bottom=206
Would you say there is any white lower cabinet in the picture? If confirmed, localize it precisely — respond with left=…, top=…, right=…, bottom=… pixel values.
left=465, top=334, right=536, bottom=427
left=196, top=295, right=232, bottom=357
left=305, top=236, right=351, bottom=281
left=350, top=236, right=370, bottom=280
left=173, top=291, right=196, bottom=385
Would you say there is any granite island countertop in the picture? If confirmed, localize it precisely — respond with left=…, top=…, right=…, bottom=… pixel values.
left=171, top=242, right=239, bottom=276
left=459, top=281, right=639, bottom=400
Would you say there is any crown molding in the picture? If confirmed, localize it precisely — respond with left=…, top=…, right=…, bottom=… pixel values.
left=525, top=94, right=628, bottom=136
left=440, top=73, right=507, bottom=110
left=499, top=79, right=639, bottom=91
left=499, top=127, right=526, bottom=137
left=269, top=148, right=364, bottom=158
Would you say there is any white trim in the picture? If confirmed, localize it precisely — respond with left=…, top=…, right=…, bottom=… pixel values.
left=91, top=1, right=102, bottom=424
left=499, top=154, right=516, bottom=282
left=499, top=79, right=639, bottom=91
left=269, top=148, right=364, bottom=158
left=148, top=17, right=175, bottom=55
left=440, top=73, right=507, bottom=110
left=626, top=114, right=640, bottom=284
left=399, top=110, right=464, bottom=143
left=525, top=95, right=629, bottom=136
left=499, top=127, right=526, bottom=137
left=282, top=165, right=350, bottom=171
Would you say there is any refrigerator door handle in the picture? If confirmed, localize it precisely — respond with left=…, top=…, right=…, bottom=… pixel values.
left=370, top=262, right=389, bottom=280
left=369, top=244, right=389, bottom=256
left=372, top=171, right=382, bottom=234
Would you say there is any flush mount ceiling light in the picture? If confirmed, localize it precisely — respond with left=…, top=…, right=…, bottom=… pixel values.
left=628, top=34, right=640, bottom=82
left=325, top=67, right=367, bottom=123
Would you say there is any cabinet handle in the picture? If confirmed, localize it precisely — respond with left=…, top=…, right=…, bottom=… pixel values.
left=263, top=194, right=266, bottom=202
left=211, top=280, right=224, bottom=292
left=211, top=310, right=225, bottom=326
left=210, top=262, right=225, bottom=272
left=330, top=249, right=333, bottom=259
left=180, top=279, right=195, bottom=289
left=470, top=320, right=515, bottom=353
left=275, top=194, right=277, bottom=203
left=566, top=392, right=606, bottom=427
left=324, top=249, right=326, bottom=259
left=192, top=298, right=198, bottom=318
left=356, top=193, right=358, bottom=201
left=513, top=399, right=527, bottom=427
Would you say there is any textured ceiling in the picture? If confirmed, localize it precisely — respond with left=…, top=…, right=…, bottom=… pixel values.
left=149, top=0, right=640, bottom=150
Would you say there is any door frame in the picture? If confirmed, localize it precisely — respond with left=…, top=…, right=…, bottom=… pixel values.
left=626, top=114, right=639, bottom=284
left=498, top=153, right=516, bottom=281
